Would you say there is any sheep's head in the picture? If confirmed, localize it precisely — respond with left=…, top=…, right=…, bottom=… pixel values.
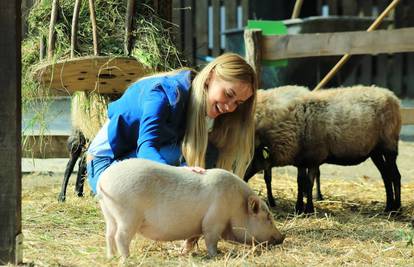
left=244, top=144, right=272, bottom=182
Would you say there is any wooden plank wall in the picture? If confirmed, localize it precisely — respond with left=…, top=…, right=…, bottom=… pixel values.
left=173, top=0, right=413, bottom=97
left=316, top=0, right=414, bottom=97
left=0, top=0, right=22, bottom=264
left=172, top=0, right=249, bottom=67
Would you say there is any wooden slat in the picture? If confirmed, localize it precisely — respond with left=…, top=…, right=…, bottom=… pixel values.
left=316, top=0, right=323, bottom=16
left=389, top=53, right=403, bottom=96
left=361, top=0, right=373, bottom=16
left=183, top=0, right=194, bottom=64
left=224, top=0, right=236, bottom=30
left=262, top=27, right=414, bottom=60
left=375, top=54, right=388, bottom=88
left=0, top=0, right=22, bottom=263
left=358, top=55, right=373, bottom=85
left=241, top=0, right=249, bottom=26
left=212, top=0, right=221, bottom=56
left=195, top=0, right=208, bottom=65
left=171, top=0, right=183, bottom=52
left=407, top=53, right=414, bottom=98
left=327, top=0, right=338, bottom=15
left=401, top=108, right=414, bottom=125
left=342, top=0, right=358, bottom=15
left=378, top=0, right=389, bottom=14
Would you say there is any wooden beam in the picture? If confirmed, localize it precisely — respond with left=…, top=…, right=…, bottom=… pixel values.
left=0, top=0, right=22, bottom=264
left=88, top=0, right=99, bottom=55
left=70, top=0, right=81, bottom=58
left=47, top=0, right=59, bottom=60
left=124, top=0, right=135, bottom=56
left=401, top=108, right=414, bottom=125
left=262, top=27, right=414, bottom=60
left=244, top=29, right=262, bottom=88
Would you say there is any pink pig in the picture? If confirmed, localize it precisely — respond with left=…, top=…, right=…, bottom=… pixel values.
left=97, top=158, right=285, bottom=260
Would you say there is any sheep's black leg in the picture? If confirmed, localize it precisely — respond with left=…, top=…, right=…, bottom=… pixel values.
left=58, top=141, right=82, bottom=202
left=384, top=151, right=401, bottom=211
left=314, top=167, right=323, bottom=201
left=308, top=168, right=323, bottom=200
left=264, top=167, right=276, bottom=207
left=304, top=167, right=315, bottom=214
left=75, top=154, right=87, bottom=197
left=370, top=150, right=394, bottom=212
left=295, top=167, right=306, bottom=214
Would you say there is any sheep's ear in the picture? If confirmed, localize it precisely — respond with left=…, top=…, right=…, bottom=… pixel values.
left=262, top=146, right=270, bottom=159
left=248, top=195, right=261, bottom=215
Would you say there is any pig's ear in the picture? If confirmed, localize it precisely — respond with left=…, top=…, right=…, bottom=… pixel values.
left=248, top=195, right=261, bottom=215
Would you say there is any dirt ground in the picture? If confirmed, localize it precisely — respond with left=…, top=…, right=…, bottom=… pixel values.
left=20, top=141, right=414, bottom=265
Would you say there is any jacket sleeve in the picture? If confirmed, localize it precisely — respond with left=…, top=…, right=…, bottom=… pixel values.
left=136, top=86, right=170, bottom=163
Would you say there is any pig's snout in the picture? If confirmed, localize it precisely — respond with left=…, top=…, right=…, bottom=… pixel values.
left=270, top=233, right=285, bottom=246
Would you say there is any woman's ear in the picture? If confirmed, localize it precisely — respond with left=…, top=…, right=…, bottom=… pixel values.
left=205, top=70, right=215, bottom=89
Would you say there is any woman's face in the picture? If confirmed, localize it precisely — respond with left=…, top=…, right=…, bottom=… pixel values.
left=205, top=72, right=253, bottom=119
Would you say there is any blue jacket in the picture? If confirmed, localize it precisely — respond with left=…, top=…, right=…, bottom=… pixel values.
left=107, top=70, right=192, bottom=164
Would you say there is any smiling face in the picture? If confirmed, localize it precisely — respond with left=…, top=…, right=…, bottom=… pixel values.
left=205, top=71, right=253, bottom=119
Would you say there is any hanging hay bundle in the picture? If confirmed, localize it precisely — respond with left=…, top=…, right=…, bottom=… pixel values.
left=71, top=92, right=110, bottom=141
left=23, top=0, right=183, bottom=144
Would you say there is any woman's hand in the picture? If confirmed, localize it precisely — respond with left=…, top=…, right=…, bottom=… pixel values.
left=180, top=166, right=206, bottom=174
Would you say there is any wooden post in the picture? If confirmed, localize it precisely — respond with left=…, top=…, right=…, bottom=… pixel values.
left=244, top=29, right=262, bottom=88
left=0, top=0, right=22, bottom=264
left=70, top=0, right=82, bottom=58
left=124, top=0, right=135, bottom=56
left=88, top=0, right=99, bottom=55
left=47, top=0, right=59, bottom=60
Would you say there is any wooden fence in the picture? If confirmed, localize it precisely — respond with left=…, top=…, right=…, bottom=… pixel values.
left=172, top=0, right=249, bottom=66
left=244, top=25, right=414, bottom=124
left=172, top=0, right=414, bottom=97
left=314, top=0, right=414, bottom=97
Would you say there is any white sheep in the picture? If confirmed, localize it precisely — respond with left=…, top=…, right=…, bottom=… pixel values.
left=245, top=85, right=402, bottom=214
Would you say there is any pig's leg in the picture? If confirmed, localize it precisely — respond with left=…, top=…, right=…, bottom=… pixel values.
left=204, top=232, right=221, bottom=257
left=113, top=210, right=142, bottom=261
left=181, top=236, right=200, bottom=254
left=202, top=208, right=226, bottom=257
left=99, top=200, right=117, bottom=256
left=100, top=201, right=117, bottom=258
left=114, top=223, right=136, bottom=260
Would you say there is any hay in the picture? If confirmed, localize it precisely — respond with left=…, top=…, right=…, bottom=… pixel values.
left=22, top=171, right=414, bottom=266
left=71, top=92, right=110, bottom=141
left=23, top=0, right=183, bottom=142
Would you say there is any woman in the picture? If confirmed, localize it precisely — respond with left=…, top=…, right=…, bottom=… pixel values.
left=87, top=53, right=258, bottom=193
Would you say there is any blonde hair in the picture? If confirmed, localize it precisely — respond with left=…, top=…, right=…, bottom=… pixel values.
left=182, top=53, right=258, bottom=177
